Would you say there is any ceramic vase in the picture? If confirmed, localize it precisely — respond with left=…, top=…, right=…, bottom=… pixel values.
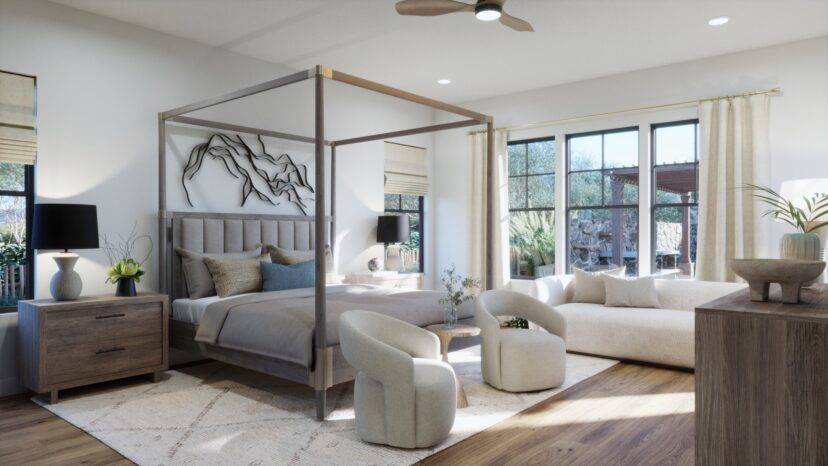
left=116, top=277, right=137, bottom=297
left=781, top=232, right=821, bottom=286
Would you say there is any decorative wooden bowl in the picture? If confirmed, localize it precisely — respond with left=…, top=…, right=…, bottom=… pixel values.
left=730, top=258, right=826, bottom=304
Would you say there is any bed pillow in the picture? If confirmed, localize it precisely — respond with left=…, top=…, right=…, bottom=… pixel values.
left=265, top=245, right=341, bottom=284
left=261, top=260, right=315, bottom=292
left=571, top=266, right=626, bottom=304
left=203, top=254, right=271, bottom=297
left=176, top=245, right=262, bottom=298
left=603, top=274, right=661, bottom=308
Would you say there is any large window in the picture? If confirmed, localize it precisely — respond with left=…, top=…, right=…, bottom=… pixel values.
left=652, top=120, right=699, bottom=278
left=567, top=128, right=639, bottom=275
left=383, top=194, right=423, bottom=273
left=507, top=137, right=555, bottom=278
left=0, top=162, right=34, bottom=310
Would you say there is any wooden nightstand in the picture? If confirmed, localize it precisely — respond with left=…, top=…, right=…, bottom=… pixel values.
left=344, top=272, right=424, bottom=290
left=18, top=293, right=169, bottom=403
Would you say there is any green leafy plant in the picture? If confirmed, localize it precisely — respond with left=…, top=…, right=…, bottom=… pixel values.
left=101, top=223, right=152, bottom=284
left=504, top=317, right=528, bottom=329
left=509, top=211, right=555, bottom=268
left=0, top=232, right=25, bottom=267
left=105, top=258, right=144, bottom=284
left=438, top=265, right=480, bottom=308
left=746, top=184, right=828, bottom=233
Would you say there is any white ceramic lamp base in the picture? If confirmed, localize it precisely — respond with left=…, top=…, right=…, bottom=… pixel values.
left=50, top=253, right=82, bottom=301
left=385, top=245, right=402, bottom=272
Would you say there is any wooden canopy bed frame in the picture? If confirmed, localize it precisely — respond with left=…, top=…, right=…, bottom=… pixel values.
left=158, top=66, right=494, bottom=420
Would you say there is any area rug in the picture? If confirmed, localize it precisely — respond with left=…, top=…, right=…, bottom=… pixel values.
left=37, top=347, right=617, bottom=466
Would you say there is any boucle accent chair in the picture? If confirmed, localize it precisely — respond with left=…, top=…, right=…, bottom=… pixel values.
left=338, top=310, right=456, bottom=448
left=476, top=290, right=567, bottom=392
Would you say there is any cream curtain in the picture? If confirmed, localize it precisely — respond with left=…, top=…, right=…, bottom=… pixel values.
left=696, top=94, right=770, bottom=282
left=467, top=129, right=509, bottom=289
left=0, top=71, right=37, bottom=165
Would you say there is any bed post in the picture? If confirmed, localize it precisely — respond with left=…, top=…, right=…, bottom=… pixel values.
left=485, top=121, right=494, bottom=290
left=330, top=143, right=336, bottom=254
left=158, top=113, right=168, bottom=295
left=314, top=66, right=329, bottom=421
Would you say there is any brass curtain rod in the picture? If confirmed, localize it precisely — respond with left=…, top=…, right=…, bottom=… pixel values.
left=468, top=87, right=782, bottom=135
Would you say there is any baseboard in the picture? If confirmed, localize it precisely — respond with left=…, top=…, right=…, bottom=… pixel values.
left=0, top=374, right=25, bottom=398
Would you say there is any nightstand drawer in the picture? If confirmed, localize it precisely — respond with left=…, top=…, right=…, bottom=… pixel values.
left=45, top=303, right=163, bottom=346
left=45, top=333, right=163, bottom=386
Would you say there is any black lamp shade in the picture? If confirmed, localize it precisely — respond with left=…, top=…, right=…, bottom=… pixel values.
left=32, top=204, right=99, bottom=251
left=377, top=215, right=410, bottom=244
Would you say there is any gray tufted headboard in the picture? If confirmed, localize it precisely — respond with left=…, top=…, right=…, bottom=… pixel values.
left=166, top=211, right=330, bottom=301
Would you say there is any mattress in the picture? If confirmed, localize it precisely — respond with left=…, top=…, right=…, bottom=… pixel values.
left=172, top=294, right=254, bottom=324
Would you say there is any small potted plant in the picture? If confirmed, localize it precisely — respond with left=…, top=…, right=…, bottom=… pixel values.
left=438, top=265, right=480, bottom=329
left=746, top=184, right=828, bottom=261
left=101, top=224, right=152, bottom=297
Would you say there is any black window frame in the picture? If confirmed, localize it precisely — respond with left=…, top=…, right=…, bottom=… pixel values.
left=650, top=119, right=700, bottom=275
left=383, top=194, right=425, bottom=273
left=507, top=136, right=556, bottom=280
left=565, top=126, right=640, bottom=274
left=0, top=163, right=36, bottom=313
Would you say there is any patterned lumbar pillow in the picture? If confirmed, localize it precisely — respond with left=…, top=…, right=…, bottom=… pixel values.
left=571, top=266, right=626, bottom=304
left=603, top=274, right=661, bottom=308
left=176, top=245, right=262, bottom=299
left=203, top=254, right=271, bottom=297
left=261, top=260, right=315, bottom=292
left=265, top=245, right=341, bottom=284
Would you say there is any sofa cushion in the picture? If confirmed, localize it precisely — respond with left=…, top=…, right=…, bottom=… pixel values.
left=571, top=267, right=625, bottom=304
left=603, top=274, right=660, bottom=308
left=654, top=279, right=746, bottom=311
left=554, top=302, right=695, bottom=368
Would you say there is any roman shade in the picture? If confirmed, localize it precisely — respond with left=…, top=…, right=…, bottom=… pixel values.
left=384, top=142, right=427, bottom=195
left=0, top=71, right=37, bottom=165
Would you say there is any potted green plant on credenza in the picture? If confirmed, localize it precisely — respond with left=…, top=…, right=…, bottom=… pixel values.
left=747, top=184, right=828, bottom=261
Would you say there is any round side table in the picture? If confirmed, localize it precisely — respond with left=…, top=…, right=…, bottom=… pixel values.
left=426, top=324, right=481, bottom=408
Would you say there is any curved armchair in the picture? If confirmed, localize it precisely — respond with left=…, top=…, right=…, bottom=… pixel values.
left=339, top=310, right=456, bottom=448
left=476, top=290, right=567, bottom=392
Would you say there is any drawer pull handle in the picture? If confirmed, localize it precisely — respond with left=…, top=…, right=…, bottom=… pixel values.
left=95, top=313, right=126, bottom=320
left=95, top=347, right=126, bottom=354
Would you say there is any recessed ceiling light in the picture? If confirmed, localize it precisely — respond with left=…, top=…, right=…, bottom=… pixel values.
left=437, top=78, right=451, bottom=85
left=475, top=3, right=502, bottom=21
left=708, top=16, right=729, bottom=26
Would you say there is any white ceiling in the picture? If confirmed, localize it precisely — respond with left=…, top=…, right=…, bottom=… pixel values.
left=50, top=0, right=828, bottom=103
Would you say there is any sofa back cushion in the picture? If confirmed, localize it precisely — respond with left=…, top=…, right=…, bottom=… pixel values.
left=654, top=279, right=746, bottom=311
left=571, top=267, right=626, bottom=304
left=603, top=275, right=661, bottom=308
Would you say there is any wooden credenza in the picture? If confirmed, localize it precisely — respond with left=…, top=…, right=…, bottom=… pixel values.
left=696, top=284, right=828, bottom=465
left=18, top=293, right=169, bottom=403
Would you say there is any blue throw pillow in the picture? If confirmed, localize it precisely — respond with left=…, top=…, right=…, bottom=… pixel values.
left=261, top=260, right=315, bottom=292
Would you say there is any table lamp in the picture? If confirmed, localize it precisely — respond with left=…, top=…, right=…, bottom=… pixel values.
left=377, top=215, right=410, bottom=272
left=32, top=204, right=99, bottom=301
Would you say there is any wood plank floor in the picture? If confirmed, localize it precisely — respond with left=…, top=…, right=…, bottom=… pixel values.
left=0, top=363, right=693, bottom=466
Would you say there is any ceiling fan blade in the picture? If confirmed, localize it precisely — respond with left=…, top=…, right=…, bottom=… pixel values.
left=395, top=0, right=474, bottom=16
left=499, top=12, right=534, bottom=32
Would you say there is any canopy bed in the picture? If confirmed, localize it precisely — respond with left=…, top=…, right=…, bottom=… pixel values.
left=158, top=66, right=494, bottom=420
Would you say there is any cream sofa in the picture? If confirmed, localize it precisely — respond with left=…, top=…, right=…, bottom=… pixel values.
left=531, top=275, right=745, bottom=368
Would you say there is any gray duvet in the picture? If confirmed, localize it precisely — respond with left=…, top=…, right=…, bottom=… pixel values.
left=194, top=284, right=474, bottom=368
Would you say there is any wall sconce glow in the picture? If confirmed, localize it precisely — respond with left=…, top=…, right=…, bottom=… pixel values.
left=708, top=16, right=729, bottom=26
left=475, top=3, right=502, bottom=21
left=437, top=79, right=452, bottom=85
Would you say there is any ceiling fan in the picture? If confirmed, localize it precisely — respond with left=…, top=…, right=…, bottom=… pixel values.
left=395, top=0, right=534, bottom=32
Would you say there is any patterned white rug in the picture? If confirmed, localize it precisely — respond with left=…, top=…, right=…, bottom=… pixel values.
left=37, top=347, right=616, bottom=466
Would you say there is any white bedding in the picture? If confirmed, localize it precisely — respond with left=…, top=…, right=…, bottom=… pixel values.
left=172, top=294, right=254, bottom=324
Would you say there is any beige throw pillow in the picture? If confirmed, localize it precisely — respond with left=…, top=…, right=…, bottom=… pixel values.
left=176, top=245, right=262, bottom=298
left=265, top=245, right=341, bottom=284
left=603, top=274, right=661, bottom=308
left=571, top=267, right=626, bottom=304
left=203, top=254, right=271, bottom=297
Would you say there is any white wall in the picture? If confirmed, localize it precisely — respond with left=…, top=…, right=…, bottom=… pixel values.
left=433, top=36, right=828, bottom=283
left=0, top=0, right=436, bottom=395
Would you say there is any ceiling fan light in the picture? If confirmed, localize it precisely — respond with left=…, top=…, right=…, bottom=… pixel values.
left=475, top=3, right=502, bottom=21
